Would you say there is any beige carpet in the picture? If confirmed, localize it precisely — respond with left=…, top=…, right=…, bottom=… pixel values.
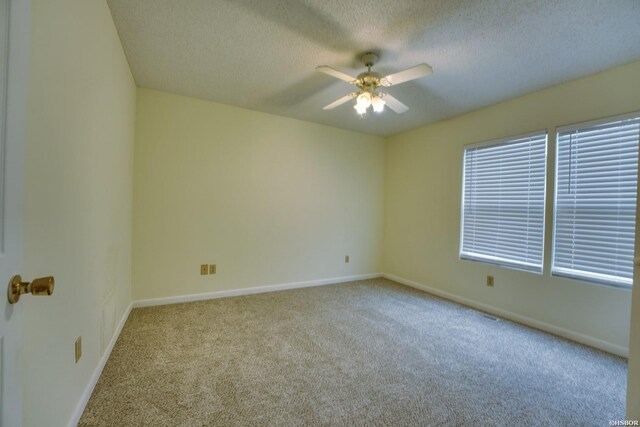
left=79, top=278, right=626, bottom=426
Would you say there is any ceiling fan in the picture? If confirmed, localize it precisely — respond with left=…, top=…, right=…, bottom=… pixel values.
left=317, top=52, right=432, bottom=116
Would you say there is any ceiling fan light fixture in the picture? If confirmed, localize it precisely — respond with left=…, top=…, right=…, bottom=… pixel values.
left=318, top=52, right=430, bottom=116
left=354, top=103, right=367, bottom=115
left=356, top=91, right=372, bottom=109
left=372, top=95, right=385, bottom=113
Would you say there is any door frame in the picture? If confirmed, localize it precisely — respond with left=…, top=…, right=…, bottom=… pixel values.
left=0, top=0, right=30, bottom=426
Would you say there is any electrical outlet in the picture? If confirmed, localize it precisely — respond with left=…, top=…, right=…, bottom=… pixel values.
left=200, top=264, right=208, bottom=275
left=345, top=255, right=350, bottom=263
left=486, top=275, right=494, bottom=287
left=209, top=264, right=216, bottom=274
left=75, top=337, right=82, bottom=363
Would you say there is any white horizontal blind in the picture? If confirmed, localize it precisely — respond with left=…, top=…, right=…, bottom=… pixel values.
left=552, top=115, right=640, bottom=287
left=461, top=133, right=547, bottom=272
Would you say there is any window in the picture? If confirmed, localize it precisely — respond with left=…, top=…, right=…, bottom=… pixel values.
left=460, top=132, right=547, bottom=272
left=552, top=114, right=640, bottom=288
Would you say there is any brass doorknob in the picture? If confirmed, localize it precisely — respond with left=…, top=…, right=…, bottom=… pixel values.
left=7, top=275, right=54, bottom=304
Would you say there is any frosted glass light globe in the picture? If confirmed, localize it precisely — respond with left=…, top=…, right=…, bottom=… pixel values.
left=356, top=92, right=372, bottom=108
left=372, top=95, right=385, bottom=113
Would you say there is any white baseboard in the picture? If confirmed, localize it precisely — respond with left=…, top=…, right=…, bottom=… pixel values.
left=133, top=273, right=382, bottom=308
left=68, top=302, right=133, bottom=427
left=383, top=273, right=628, bottom=358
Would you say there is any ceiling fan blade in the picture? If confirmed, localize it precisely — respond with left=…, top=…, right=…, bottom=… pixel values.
left=323, top=93, right=357, bottom=110
left=381, top=93, right=409, bottom=114
left=316, top=66, right=357, bottom=83
left=380, top=63, right=432, bottom=87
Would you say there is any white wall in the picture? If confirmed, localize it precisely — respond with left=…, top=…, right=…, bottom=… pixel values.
left=23, top=1, right=136, bottom=426
left=133, top=88, right=384, bottom=300
left=384, top=61, right=640, bottom=353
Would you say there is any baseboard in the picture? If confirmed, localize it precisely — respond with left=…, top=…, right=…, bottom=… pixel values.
left=383, top=273, right=629, bottom=358
left=133, top=273, right=382, bottom=308
left=68, top=302, right=133, bottom=427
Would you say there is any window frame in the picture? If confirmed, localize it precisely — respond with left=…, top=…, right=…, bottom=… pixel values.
left=550, top=111, right=640, bottom=289
left=459, top=130, right=549, bottom=274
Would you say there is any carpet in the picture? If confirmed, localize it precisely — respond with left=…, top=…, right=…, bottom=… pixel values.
left=78, top=278, right=627, bottom=426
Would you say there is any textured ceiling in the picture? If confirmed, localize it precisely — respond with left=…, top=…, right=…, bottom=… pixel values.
left=107, top=0, right=640, bottom=137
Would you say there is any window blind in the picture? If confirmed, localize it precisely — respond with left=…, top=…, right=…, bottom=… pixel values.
left=552, top=115, right=640, bottom=287
left=460, top=132, right=547, bottom=272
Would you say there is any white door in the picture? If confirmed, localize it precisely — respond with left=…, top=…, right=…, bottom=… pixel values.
left=0, top=0, right=30, bottom=426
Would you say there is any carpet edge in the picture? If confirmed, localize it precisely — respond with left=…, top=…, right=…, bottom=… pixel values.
left=383, top=273, right=628, bottom=358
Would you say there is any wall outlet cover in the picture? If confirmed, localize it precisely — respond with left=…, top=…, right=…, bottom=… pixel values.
left=75, top=337, right=82, bottom=363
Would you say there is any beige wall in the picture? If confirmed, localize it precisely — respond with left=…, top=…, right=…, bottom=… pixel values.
left=628, top=189, right=640, bottom=417
left=133, top=88, right=384, bottom=300
left=23, top=1, right=135, bottom=426
left=383, top=61, right=640, bottom=353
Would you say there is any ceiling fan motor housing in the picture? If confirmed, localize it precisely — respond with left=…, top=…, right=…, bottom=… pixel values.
left=357, top=53, right=382, bottom=93
left=356, top=71, right=382, bottom=91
